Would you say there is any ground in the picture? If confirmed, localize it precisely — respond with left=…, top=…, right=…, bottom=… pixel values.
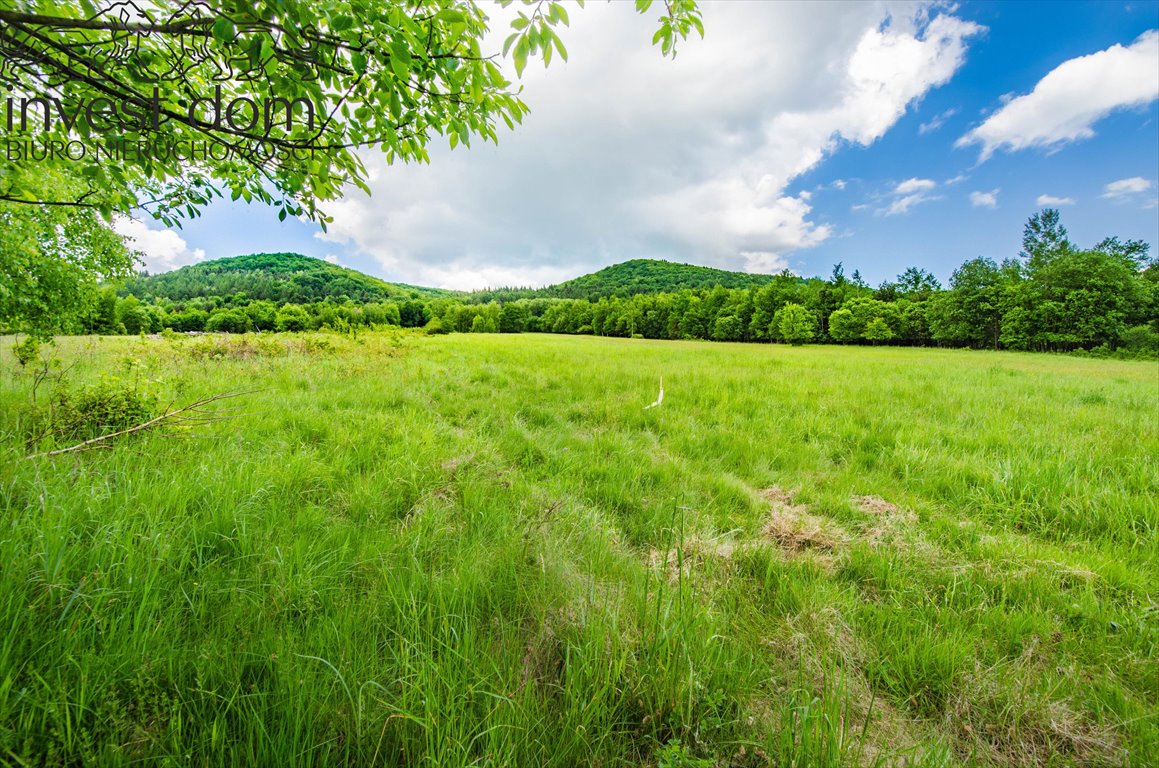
left=0, top=332, right=1155, bottom=766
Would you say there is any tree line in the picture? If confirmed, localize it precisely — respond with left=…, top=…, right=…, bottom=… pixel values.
left=61, top=210, right=1159, bottom=358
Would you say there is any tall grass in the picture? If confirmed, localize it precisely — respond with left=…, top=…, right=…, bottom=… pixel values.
left=0, top=332, right=1154, bottom=766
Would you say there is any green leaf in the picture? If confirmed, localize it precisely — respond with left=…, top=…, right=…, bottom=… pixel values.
left=471, top=62, right=484, bottom=103
left=503, top=31, right=520, bottom=57
left=211, top=17, right=235, bottom=43
left=390, top=40, right=413, bottom=80
left=513, top=35, right=529, bottom=77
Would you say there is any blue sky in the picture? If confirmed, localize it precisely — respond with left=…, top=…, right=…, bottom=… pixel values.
left=120, top=0, right=1159, bottom=290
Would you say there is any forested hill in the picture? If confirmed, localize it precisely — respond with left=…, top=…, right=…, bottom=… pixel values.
left=123, top=253, right=455, bottom=304
left=466, top=259, right=782, bottom=302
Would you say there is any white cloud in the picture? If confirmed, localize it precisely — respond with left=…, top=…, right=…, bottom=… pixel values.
left=958, top=30, right=1159, bottom=159
left=944, top=173, right=969, bottom=185
left=876, top=177, right=940, bottom=216
left=1102, top=176, right=1152, bottom=198
left=895, top=177, right=937, bottom=194
left=831, top=179, right=847, bottom=190
left=919, top=107, right=958, bottom=134
left=884, top=192, right=938, bottom=216
left=1102, top=176, right=1157, bottom=207
left=319, top=3, right=983, bottom=288
left=969, top=189, right=999, bottom=208
left=1036, top=194, right=1075, bottom=206
left=741, top=251, right=791, bottom=274
left=113, top=216, right=206, bottom=273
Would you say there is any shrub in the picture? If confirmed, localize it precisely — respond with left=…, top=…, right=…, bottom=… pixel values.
left=46, top=379, right=160, bottom=441
left=1119, top=325, right=1159, bottom=356
left=12, top=335, right=44, bottom=367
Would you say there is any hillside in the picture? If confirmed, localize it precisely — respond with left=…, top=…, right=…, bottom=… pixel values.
left=123, top=253, right=455, bottom=304
left=467, top=258, right=782, bottom=302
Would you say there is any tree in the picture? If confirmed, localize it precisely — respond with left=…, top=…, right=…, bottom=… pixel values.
left=0, top=1, right=701, bottom=223
left=84, top=286, right=121, bottom=335
left=499, top=302, right=529, bottom=333
left=117, top=295, right=150, bottom=335
left=777, top=303, right=815, bottom=345
left=206, top=308, right=253, bottom=333
left=929, top=257, right=1006, bottom=349
left=864, top=317, right=894, bottom=344
left=0, top=172, right=136, bottom=337
left=399, top=299, right=431, bottom=328
left=1020, top=208, right=1071, bottom=270
left=711, top=314, right=743, bottom=341
left=275, top=303, right=311, bottom=332
left=895, top=267, right=941, bottom=298
left=828, top=307, right=860, bottom=343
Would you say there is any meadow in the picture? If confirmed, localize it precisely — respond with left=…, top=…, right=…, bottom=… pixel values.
left=0, top=332, right=1156, bottom=767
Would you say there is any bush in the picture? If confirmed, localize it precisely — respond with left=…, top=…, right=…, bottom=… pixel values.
left=12, top=335, right=44, bottom=367
left=189, top=334, right=284, bottom=360
left=1119, top=325, right=1159, bottom=356
left=45, top=379, right=160, bottom=441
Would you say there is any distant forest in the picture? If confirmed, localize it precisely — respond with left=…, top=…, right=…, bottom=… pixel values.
left=71, top=210, right=1157, bottom=357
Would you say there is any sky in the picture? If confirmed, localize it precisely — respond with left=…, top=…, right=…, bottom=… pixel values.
left=116, top=0, right=1159, bottom=290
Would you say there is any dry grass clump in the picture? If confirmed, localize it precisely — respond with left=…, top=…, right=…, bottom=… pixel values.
left=760, top=487, right=843, bottom=554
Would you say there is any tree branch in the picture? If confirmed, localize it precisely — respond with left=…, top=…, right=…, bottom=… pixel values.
left=24, top=389, right=258, bottom=459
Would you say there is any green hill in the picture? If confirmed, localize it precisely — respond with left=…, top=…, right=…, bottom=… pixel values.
left=124, top=253, right=455, bottom=304
left=467, top=258, right=780, bottom=302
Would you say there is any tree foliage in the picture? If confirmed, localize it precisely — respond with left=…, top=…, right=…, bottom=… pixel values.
left=0, top=170, right=135, bottom=337
left=124, top=252, right=450, bottom=304
left=0, top=0, right=702, bottom=224
left=466, top=258, right=778, bottom=302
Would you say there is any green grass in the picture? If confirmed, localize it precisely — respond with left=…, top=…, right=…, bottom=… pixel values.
left=1, top=332, right=1155, bottom=766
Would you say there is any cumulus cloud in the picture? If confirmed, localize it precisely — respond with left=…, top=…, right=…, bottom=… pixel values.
left=113, top=216, right=206, bottom=273
left=1036, top=194, right=1075, bottom=206
left=970, top=189, right=999, bottom=208
left=318, top=3, right=983, bottom=288
left=958, top=30, right=1159, bottom=160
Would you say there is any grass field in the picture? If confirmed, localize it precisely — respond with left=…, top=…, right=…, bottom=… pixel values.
left=1, top=332, right=1156, bottom=767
